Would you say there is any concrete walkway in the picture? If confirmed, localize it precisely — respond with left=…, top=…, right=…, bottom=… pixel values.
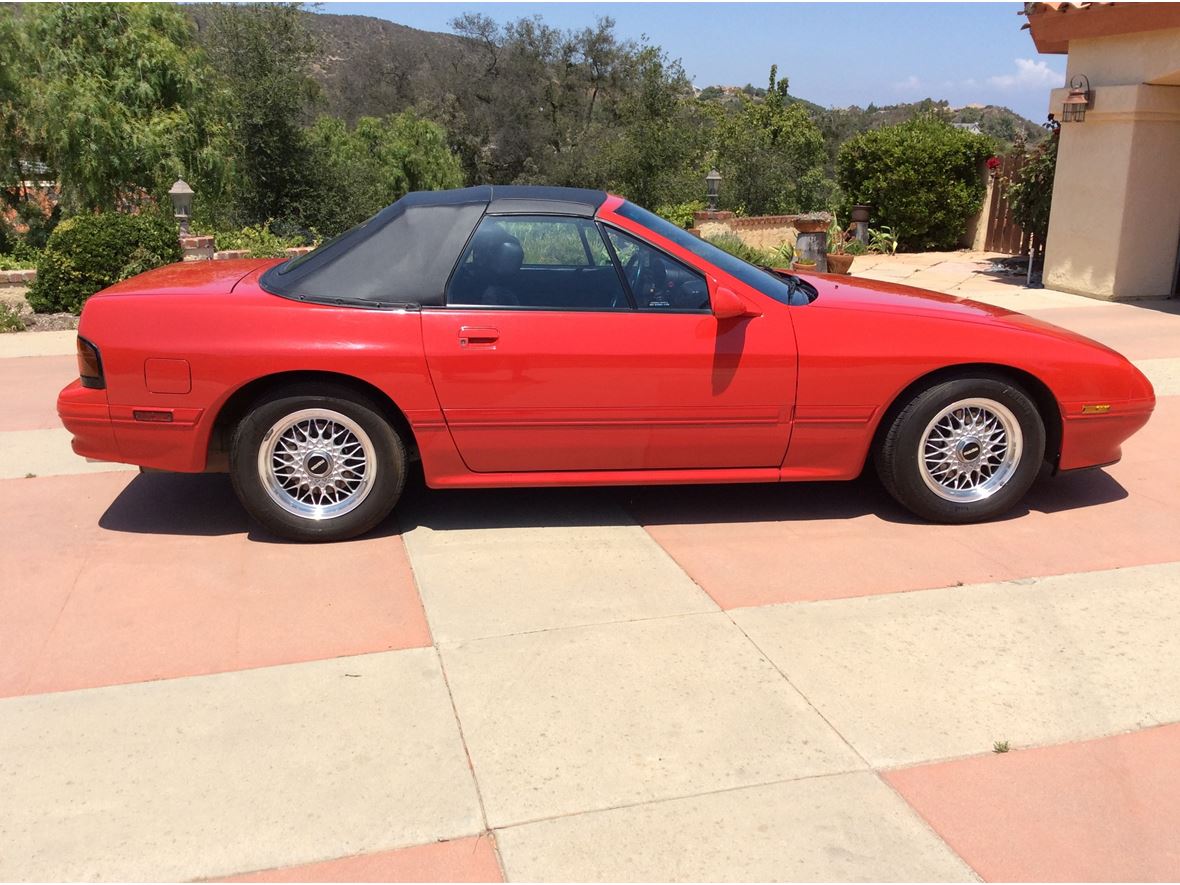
left=2, top=268, right=1179, bottom=881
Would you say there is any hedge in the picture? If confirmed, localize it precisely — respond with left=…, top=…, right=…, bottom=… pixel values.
left=837, top=115, right=995, bottom=252
left=27, top=211, right=181, bottom=314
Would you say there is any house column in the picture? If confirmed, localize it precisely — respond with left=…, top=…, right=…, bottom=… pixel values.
left=1042, top=83, right=1180, bottom=300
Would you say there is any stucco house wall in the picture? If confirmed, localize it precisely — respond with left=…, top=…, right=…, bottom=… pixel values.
left=1030, top=5, right=1180, bottom=300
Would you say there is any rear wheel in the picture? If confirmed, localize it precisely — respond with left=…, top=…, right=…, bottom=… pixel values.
left=230, top=385, right=406, bottom=542
left=874, top=377, right=1045, bottom=523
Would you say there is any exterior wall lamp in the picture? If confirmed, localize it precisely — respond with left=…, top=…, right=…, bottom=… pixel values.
left=169, top=179, right=194, bottom=236
left=1061, top=74, right=1092, bottom=123
left=705, top=168, right=721, bottom=212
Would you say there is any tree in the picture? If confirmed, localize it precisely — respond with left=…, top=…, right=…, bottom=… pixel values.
left=439, top=14, right=705, bottom=201
left=19, top=3, right=230, bottom=213
left=837, top=113, right=995, bottom=250
left=600, top=46, right=708, bottom=208
left=201, top=2, right=320, bottom=225
left=714, top=66, right=833, bottom=215
left=0, top=7, right=32, bottom=251
left=301, top=112, right=464, bottom=235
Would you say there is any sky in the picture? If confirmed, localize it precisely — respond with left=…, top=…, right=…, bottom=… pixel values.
left=315, top=2, right=1066, bottom=122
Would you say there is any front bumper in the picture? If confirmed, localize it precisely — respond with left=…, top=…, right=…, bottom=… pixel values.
left=1057, top=396, right=1155, bottom=471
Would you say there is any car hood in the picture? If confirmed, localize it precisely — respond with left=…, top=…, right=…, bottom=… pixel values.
left=95, top=258, right=284, bottom=298
left=805, top=273, right=1121, bottom=354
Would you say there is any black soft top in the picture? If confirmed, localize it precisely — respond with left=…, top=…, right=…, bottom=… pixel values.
left=260, top=186, right=608, bottom=308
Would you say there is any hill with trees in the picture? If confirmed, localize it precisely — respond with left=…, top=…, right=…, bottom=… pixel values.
left=1, top=1, right=1035, bottom=288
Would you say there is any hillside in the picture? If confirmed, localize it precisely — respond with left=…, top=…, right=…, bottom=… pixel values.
left=191, top=7, right=1044, bottom=148
left=298, top=11, right=474, bottom=125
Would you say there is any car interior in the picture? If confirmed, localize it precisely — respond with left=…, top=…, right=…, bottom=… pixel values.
left=447, top=216, right=710, bottom=312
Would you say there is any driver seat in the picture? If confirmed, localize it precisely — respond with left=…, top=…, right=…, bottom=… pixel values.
left=451, top=226, right=524, bottom=306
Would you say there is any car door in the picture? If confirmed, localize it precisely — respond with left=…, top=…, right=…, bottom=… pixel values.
left=420, top=214, right=797, bottom=473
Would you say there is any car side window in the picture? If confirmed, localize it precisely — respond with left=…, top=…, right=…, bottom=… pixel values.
left=603, top=226, right=710, bottom=312
left=447, top=216, right=630, bottom=310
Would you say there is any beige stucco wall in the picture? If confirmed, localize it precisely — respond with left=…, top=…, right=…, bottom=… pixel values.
left=1065, top=27, right=1180, bottom=86
left=1042, top=41, right=1180, bottom=300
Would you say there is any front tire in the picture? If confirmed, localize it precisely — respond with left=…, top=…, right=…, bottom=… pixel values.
left=230, top=385, right=406, bottom=542
left=874, top=377, right=1046, bottom=523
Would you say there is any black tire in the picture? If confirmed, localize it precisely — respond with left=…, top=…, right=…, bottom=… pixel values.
left=874, top=376, right=1046, bottom=523
left=230, top=383, right=406, bottom=542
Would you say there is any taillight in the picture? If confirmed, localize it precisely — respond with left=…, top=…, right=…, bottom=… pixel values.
left=77, top=336, right=105, bottom=389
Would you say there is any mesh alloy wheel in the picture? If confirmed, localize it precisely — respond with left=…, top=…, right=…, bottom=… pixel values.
left=257, top=408, right=377, bottom=520
left=918, top=398, right=1023, bottom=502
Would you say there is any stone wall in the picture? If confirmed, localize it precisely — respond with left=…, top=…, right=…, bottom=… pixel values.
left=689, top=211, right=799, bottom=250
left=0, top=281, right=30, bottom=311
left=179, top=237, right=312, bottom=262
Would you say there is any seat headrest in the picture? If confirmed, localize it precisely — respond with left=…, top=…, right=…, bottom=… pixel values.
left=471, top=226, right=523, bottom=276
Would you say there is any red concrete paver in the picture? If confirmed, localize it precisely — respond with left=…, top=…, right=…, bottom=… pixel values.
left=638, top=397, right=1180, bottom=608
left=0, top=354, right=74, bottom=431
left=886, top=724, right=1180, bottom=882
left=1, top=471, right=430, bottom=697
left=1027, top=303, right=1180, bottom=361
left=218, top=835, right=503, bottom=883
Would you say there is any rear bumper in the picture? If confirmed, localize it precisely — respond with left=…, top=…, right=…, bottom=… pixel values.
left=1057, top=396, right=1155, bottom=471
left=57, top=380, right=207, bottom=472
left=57, top=380, right=121, bottom=462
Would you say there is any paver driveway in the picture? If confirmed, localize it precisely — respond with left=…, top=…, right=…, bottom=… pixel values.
left=2, top=254, right=1179, bottom=881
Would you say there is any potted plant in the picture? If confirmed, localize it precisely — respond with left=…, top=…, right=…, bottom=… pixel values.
left=850, top=204, right=871, bottom=224
left=793, top=211, right=831, bottom=234
left=825, top=218, right=855, bottom=275
left=792, top=256, right=817, bottom=272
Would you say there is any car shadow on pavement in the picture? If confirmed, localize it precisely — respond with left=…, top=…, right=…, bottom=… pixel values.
left=394, top=464, right=1130, bottom=532
left=96, top=471, right=407, bottom=543
left=97, top=462, right=1129, bottom=540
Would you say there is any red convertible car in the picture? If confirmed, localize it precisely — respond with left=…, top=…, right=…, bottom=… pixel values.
left=59, top=186, right=1154, bottom=541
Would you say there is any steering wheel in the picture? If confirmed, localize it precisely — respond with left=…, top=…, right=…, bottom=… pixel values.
left=624, top=252, right=642, bottom=293
left=623, top=251, right=670, bottom=306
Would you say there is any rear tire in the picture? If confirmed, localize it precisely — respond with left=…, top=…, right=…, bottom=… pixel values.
left=230, top=384, right=406, bottom=542
left=874, top=377, right=1045, bottom=523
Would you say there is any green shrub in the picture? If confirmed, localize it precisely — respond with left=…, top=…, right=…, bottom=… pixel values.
left=0, top=248, right=41, bottom=270
left=654, top=200, right=705, bottom=230
left=837, top=114, right=995, bottom=251
left=704, top=233, right=793, bottom=267
left=27, top=210, right=181, bottom=314
left=211, top=222, right=309, bottom=258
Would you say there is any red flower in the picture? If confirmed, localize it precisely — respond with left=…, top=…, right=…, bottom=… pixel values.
left=986, top=156, right=1001, bottom=171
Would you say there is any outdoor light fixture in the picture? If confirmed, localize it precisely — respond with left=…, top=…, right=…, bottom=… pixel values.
left=169, top=179, right=194, bottom=236
left=1061, top=74, right=1092, bottom=123
left=705, top=168, right=721, bottom=212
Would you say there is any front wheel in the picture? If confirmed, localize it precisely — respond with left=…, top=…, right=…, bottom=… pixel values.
left=230, top=385, right=406, bottom=542
left=874, top=377, right=1046, bottom=523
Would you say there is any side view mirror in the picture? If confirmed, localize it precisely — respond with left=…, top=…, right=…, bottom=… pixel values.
left=712, top=285, right=760, bottom=320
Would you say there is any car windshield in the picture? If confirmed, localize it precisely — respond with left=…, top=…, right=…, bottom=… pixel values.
left=614, top=201, right=814, bottom=305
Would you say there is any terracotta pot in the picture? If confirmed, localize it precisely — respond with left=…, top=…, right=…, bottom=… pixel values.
left=825, top=252, right=854, bottom=274
left=850, top=204, right=871, bottom=223
left=792, top=260, right=817, bottom=272
left=793, top=219, right=829, bottom=234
